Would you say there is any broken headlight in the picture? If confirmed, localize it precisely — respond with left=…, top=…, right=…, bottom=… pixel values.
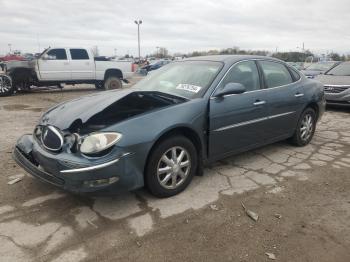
left=80, top=132, right=122, bottom=156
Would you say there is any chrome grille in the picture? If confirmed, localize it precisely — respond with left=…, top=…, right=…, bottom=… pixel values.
left=324, top=85, right=350, bottom=94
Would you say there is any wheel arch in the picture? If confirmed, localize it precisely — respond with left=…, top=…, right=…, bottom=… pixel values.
left=143, top=126, right=204, bottom=178
left=104, top=69, right=123, bottom=81
left=304, top=102, right=319, bottom=120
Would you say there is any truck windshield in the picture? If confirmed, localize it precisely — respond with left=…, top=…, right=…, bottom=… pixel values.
left=135, top=61, right=223, bottom=99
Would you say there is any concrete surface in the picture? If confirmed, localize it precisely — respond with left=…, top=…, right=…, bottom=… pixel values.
left=0, top=83, right=350, bottom=261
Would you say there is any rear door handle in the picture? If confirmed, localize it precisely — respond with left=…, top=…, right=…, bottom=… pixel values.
left=253, top=100, right=266, bottom=106
left=63, top=62, right=69, bottom=65
left=295, top=93, right=304, bottom=97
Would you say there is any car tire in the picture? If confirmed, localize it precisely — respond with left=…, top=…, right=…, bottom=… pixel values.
left=103, top=76, right=122, bottom=90
left=291, top=107, right=316, bottom=146
left=0, top=75, right=14, bottom=97
left=145, top=136, right=198, bottom=198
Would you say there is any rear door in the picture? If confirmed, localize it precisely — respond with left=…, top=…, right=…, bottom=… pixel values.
left=69, top=49, right=95, bottom=80
left=257, top=60, right=304, bottom=139
left=209, top=60, right=271, bottom=158
left=37, top=48, right=70, bottom=81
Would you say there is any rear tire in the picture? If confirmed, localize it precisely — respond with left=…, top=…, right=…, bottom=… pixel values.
left=291, top=108, right=316, bottom=146
left=145, top=136, right=198, bottom=198
left=103, top=76, right=122, bottom=90
left=0, top=75, right=14, bottom=97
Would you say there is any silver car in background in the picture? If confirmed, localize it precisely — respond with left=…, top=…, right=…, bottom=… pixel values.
left=316, top=62, right=350, bottom=106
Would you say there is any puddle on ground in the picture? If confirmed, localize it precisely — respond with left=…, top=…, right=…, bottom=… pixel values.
left=2, top=104, right=43, bottom=112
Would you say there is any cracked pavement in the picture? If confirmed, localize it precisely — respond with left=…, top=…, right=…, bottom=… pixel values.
left=1, top=85, right=350, bottom=261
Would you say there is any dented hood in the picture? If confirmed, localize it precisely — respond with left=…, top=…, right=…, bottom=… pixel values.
left=40, top=88, right=185, bottom=133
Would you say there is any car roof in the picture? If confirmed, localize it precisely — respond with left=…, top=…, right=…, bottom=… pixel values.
left=184, top=55, right=282, bottom=64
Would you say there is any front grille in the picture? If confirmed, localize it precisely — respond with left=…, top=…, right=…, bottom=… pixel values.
left=41, top=126, right=64, bottom=151
left=324, top=85, right=350, bottom=94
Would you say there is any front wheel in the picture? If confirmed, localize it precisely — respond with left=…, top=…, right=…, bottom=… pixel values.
left=145, top=136, right=198, bottom=198
left=291, top=108, right=316, bottom=146
left=0, top=75, right=14, bottom=97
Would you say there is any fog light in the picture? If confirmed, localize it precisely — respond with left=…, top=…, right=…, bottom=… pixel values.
left=83, top=177, right=119, bottom=187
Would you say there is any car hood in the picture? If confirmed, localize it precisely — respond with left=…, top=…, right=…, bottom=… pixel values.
left=315, top=74, right=350, bottom=86
left=40, top=89, right=187, bottom=134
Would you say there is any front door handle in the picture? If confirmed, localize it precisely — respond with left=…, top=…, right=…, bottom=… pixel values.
left=295, top=93, right=304, bottom=97
left=63, top=62, right=69, bottom=65
left=253, top=100, right=266, bottom=106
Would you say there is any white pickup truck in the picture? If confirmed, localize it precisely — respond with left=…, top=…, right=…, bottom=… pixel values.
left=1, top=47, right=134, bottom=96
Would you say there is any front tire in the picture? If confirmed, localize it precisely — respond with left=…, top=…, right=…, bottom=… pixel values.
left=291, top=108, right=316, bottom=146
left=103, top=76, right=122, bottom=90
left=145, top=136, right=198, bottom=198
left=0, top=75, right=14, bottom=97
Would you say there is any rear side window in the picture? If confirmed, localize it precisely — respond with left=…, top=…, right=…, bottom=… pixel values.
left=219, top=60, right=260, bottom=92
left=259, top=61, right=293, bottom=88
left=46, top=49, right=67, bottom=60
left=70, top=49, right=89, bottom=60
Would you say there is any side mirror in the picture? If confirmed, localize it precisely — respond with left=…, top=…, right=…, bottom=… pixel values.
left=214, top=83, right=246, bottom=97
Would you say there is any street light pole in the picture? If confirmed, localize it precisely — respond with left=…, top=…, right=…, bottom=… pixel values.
left=134, top=20, right=142, bottom=62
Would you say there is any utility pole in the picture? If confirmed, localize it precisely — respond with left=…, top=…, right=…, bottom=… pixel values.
left=156, top=46, right=160, bottom=58
left=134, top=20, right=142, bottom=62
left=8, top=43, right=12, bottom=54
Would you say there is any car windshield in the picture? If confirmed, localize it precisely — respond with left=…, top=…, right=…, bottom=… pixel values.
left=135, top=61, right=223, bottom=99
left=326, top=63, right=350, bottom=76
left=307, top=62, right=335, bottom=71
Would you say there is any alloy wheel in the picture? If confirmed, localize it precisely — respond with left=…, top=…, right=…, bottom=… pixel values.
left=300, top=113, right=313, bottom=141
left=157, top=146, right=191, bottom=190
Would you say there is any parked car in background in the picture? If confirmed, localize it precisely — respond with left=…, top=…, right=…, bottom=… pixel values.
left=141, top=60, right=171, bottom=72
left=1, top=47, right=134, bottom=96
left=13, top=55, right=325, bottom=197
left=301, top=61, right=340, bottom=78
left=316, top=61, right=350, bottom=106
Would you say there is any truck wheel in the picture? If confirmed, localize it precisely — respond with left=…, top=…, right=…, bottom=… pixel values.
left=0, top=75, right=14, bottom=97
left=104, top=76, right=122, bottom=90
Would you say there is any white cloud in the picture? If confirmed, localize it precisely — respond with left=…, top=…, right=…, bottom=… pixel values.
left=0, top=0, right=349, bottom=56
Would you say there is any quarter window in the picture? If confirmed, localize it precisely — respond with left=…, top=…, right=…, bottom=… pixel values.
left=259, top=61, right=293, bottom=88
left=70, top=49, right=89, bottom=60
left=219, top=60, right=260, bottom=92
left=46, top=49, right=67, bottom=60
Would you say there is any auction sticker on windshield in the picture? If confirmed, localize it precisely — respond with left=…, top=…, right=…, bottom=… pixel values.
left=176, top=84, right=202, bottom=93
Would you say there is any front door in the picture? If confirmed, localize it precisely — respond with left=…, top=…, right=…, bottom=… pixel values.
left=209, top=60, right=270, bottom=158
left=37, top=48, right=71, bottom=81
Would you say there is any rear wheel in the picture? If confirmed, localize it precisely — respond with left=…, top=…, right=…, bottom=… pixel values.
left=291, top=108, right=316, bottom=146
left=0, top=75, right=14, bottom=97
left=103, top=76, right=122, bottom=90
left=145, top=136, right=197, bottom=198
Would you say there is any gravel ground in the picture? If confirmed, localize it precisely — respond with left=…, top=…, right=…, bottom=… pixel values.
left=0, top=82, right=350, bottom=262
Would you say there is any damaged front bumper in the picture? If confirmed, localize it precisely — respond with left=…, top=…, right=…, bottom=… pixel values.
left=13, top=134, right=143, bottom=193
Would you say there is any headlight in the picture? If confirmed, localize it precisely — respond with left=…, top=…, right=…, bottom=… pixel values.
left=80, top=132, right=122, bottom=155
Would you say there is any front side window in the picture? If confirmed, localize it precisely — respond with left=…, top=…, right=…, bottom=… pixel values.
left=326, top=63, right=350, bottom=76
left=70, top=49, right=89, bottom=60
left=260, top=61, right=293, bottom=88
left=218, top=60, right=260, bottom=92
left=46, top=49, right=67, bottom=60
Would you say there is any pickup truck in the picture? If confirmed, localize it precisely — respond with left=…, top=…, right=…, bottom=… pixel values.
left=1, top=47, right=134, bottom=96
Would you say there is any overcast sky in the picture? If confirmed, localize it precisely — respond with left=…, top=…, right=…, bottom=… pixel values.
left=0, top=0, right=349, bottom=56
